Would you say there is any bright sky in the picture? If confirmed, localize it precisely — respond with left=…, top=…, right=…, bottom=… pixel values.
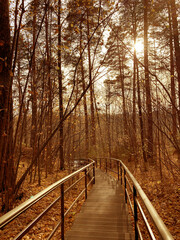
left=134, top=40, right=144, bottom=54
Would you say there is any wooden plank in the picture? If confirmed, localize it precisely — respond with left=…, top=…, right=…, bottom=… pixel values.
left=65, top=169, right=133, bottom=240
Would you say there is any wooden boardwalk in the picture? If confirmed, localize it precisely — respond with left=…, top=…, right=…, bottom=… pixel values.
left=65, top=169, right=133, bottom=240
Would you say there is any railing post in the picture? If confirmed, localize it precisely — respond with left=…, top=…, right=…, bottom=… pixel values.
left=106, top=158, right=107, bottom=173
left=133, top=186, right=138, bottom=240
left=61, top=183, right=65, bottom=240
left=85, top=168, right=87, bottom=199
left=124, top=169, right=127, bottom=203
left=93, top=163, right=95, bottom=184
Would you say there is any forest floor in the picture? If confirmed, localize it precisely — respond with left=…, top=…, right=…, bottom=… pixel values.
left=0, top=148, right=89, bottom=240
left=0, top=152, right=179, bottom=239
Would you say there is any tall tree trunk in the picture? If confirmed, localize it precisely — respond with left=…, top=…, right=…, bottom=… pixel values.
left=137, top=63, right=147, bottom=165
left=105, top=81, right=111, bottom=160
left=45, top=7, right=53, bottom=172
left=117, top=38, right=127, bottom=134
left=80, top=22, right=89, bottom=157
left=58, top=0, right=64, bottom=170
left=94, top=99, right=106, bottom=157
left=36, top=67, right=45, bottom=185
left=86, top=2, right=96, bottom=147
left=144, top=0, right=153, bottom=163
left=168, top=4, right=177, bottom=136
left=31, top=0, right=37, bottom=160
left=155, top=73, right=163, bottom=179
left=131, top=3, right=138, bottom=164
left=78, top=104, right=82, bottom=159
left=132, top=4, right=137, bottom=133
left=23, top=102, right=29, bottom=146
left=72, top=111, right=77, bottom=161
left=0, top=0, right=14, bottom=211
left=66, top=114, right=72, bottom=171
left=170, top=0, right=180, bottom=125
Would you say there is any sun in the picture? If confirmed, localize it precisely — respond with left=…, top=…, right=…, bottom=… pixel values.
left=134, top=41, right=144, bottom=53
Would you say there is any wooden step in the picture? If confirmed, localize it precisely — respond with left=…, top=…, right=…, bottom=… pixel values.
left=66, top=231, right=132, bottom=240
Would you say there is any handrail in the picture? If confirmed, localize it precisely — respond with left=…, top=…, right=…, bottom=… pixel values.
left=0, top=158, right=95, bottom=239
left=96, top=157, right=174, bottom=240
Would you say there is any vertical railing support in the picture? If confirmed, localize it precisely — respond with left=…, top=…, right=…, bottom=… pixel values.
left=100, top=158, right=101, bottom=169
left=61, top=183, right=65, bottom=240
left=85, top=169, right=87, bottom=199
left=106, top=158, right=107, bottom=173
left=133, top=186, right=138, bottom=240
left=124, top=169, right=127, bottom=203
left=93, top=163, right=95, bottom=184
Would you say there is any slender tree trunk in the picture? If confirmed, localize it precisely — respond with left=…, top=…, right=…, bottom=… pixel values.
left=23, top=102, right=29, bottom=146
left=78, top=104, right=82, bottom=159
left=156, top=78, right=163, bottom=179
left=106, top=81, right=111, bottom=160
left=137, top=63, right=147, bottom=165
left=170, top=0, right=180, bottom=125
left=168, top=4, right=177, bottom=136
left=67, top=114, right=72, bottom=171
left=80, top=22, right=89, bottom=157
left=132, top=5, right=137, bottom=132
left=45, top=7, right=53, bottom=172
left=144, top=0, right=153, bottom=163
left=0, top=0, right=14, bottom=211
left=72, top=111, right=77, bottom=161
left=132, top=4, right=138, bottom=164
left=36, top=63, right=46, bottom=185
left=86, top=3, right=96, bottom=146
left=117, top=38, right=127, bottom=134
left=58, top=0, right=64, bottom=170
left=31, top=0, right=37, bottom=173
left=94, top=100, right=106, bottom=157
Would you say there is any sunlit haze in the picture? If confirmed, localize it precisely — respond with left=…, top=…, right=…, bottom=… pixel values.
left=134, top=41, right=144, bottom=53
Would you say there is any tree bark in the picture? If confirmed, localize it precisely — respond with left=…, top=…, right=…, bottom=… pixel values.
left=86, top=2, right=96, bottom=146
left=80, top=22, right=89, bottom=157
left=170, top=0, right=180, bottom=125
left=0, top=0, right=14, bottom=211
left=58, top=0, right=64, bottom=170
left=117, top=37, right=127, bottom=134
left=106, top=82, right=111, bottom=160
left=132, top=3, right=137, bottom=133
left=31, top=0, right=37, bottom=153
left=168, top=4, right=177, bottom=136
left=144, top=0, right=153, bottom=163
left=137, top=63, right=147, bottom=165
left=46, top=6, right=53, bottom=172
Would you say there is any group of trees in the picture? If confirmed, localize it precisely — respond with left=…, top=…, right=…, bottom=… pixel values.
left=103, top=0, right=180, bottom=171
left=0, top=0, right=179, bottom=211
